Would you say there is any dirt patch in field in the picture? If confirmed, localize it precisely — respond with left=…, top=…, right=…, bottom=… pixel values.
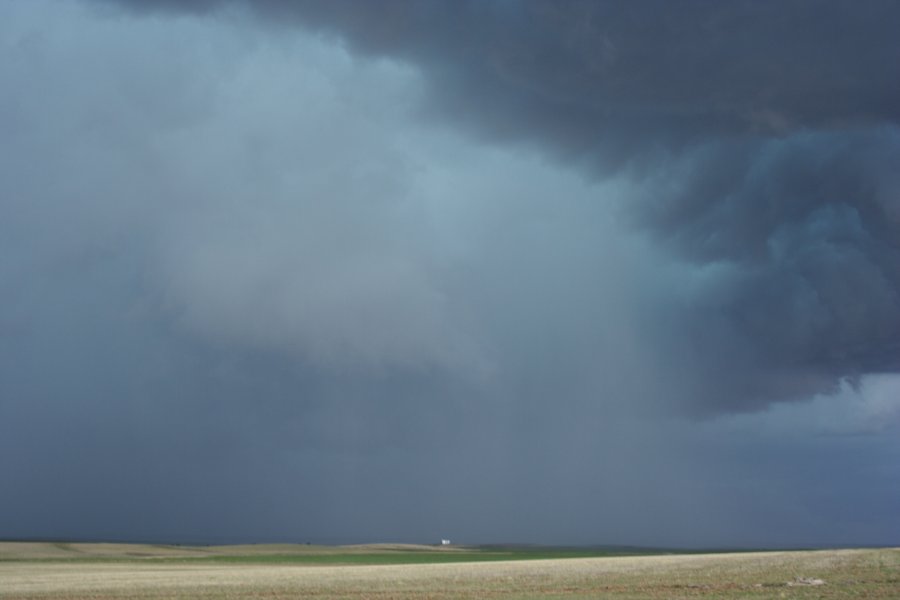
left=0, top=542, right=212, bottom=560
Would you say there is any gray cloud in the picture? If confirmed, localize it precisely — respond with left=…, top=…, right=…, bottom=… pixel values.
left=101, top=1, right=900, bottom=138
left=2, top=0, right=899, bottom=547
left=92, top=0, right=900, bottom=413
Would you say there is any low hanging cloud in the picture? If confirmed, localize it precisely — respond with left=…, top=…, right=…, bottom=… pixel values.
left=96, top=0, right=900, bottom=413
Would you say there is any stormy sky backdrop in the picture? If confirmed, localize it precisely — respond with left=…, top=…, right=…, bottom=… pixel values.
left=1, top=0, right=899, bottom=548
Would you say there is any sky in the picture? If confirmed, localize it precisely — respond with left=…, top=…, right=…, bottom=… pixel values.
left=1, top=0, right=899, bottom=548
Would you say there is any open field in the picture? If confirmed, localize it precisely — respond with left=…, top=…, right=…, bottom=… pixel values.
left=0, top=542, right=643, bottom=565
left=0, top=543, right=897, bottom=599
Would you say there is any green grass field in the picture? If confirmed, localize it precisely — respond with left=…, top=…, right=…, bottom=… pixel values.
left=0, top=541, right=675, bottom=565
left=0, top=542, right=897, bottom=599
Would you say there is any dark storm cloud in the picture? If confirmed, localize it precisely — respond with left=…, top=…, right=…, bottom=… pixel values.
left=102, top=0, right=900, bottom=137
left=3, top=0, right=900, bottom=549
left=100, top=0, right=900, bottom=412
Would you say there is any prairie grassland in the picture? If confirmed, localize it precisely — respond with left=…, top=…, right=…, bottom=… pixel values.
left=0, top=544, right=897, bottom=599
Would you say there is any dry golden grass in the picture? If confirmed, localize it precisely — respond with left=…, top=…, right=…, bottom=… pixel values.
left=0, top=544, right=897, bottom=599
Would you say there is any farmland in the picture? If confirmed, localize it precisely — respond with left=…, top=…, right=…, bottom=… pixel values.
left=0, top=542, right=897, bottom=599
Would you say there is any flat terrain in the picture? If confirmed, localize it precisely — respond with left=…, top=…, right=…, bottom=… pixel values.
left=0, top=542, right=897, bottom=599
